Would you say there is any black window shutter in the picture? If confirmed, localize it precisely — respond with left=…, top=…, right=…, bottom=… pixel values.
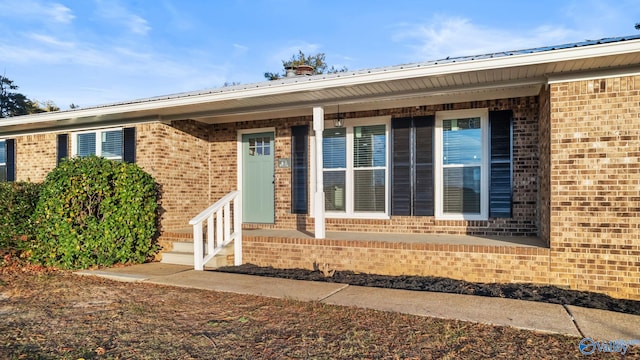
left=291, top=125, right=308, bottom=214
left=413, top=116, right=434, bottom=216
left=123, top=127, right=136, bottom=163
left=391, top=118, right=412, bottom=215
left=489, top=110, right=512, bottom=218
left=6, top=139, right=15, bottom=182
left=56, top=134, right=68, bottom=165
left=391, top=116, right=434, bottom=216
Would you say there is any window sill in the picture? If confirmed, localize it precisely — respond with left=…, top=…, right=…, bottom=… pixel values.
left=316, top=212, right=391, bottom=220
left=436, top=213, right=488, bottom=221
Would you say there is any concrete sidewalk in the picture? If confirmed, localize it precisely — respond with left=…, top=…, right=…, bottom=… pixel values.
left=76, top=262, right=640, bottom=341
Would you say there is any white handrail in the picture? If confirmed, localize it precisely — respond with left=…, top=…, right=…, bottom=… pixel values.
left=189, top=190, right=242, bottom=270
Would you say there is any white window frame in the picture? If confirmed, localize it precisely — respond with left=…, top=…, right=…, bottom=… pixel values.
left=0, top=139, right=6, bottom=181
left=435, top=108, right=489, bottom=221
left=318, top=116, right=391, bottom=219
left=71, top=127, right=123, bottom=160
left=0, top=139, right=5, bottom=167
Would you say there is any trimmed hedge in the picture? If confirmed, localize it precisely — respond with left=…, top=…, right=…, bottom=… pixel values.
left=30, top=156, right=159, bottom=269
left=0, top=182, right=43, bottom=251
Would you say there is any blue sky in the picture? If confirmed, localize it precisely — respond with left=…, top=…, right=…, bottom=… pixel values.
left=1, top=0, right=639, bottom=110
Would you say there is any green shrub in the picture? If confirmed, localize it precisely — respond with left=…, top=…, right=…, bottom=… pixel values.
left=0, top=182, right=43, bottom=251
left=30, top=156, right=159, bottom=269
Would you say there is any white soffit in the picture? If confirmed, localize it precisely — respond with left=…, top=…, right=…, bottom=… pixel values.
left=1, top=36, right=640, bottom=134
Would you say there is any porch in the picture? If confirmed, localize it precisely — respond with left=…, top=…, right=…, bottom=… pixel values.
left=241, top=228, right=546, bottom=247
left=159, top=227, right=551, bottom=286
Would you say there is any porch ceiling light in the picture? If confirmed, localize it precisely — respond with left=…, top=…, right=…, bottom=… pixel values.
left=334, top=104, right=344, bottom=128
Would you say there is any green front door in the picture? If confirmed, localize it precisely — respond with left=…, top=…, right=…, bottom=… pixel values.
left=242, top=132, right=275, bottom=223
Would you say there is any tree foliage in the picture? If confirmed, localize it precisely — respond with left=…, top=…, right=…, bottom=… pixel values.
left=636, top=22, right=640, bottom=30
left=29, top=156, right=159, bottom=269
left=0, top=75, right=60, bottom=118
left=265, top=50, right=348, bottom=80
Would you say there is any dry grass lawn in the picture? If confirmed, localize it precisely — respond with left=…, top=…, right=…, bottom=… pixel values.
left=0, top=265, right=636, bottom=359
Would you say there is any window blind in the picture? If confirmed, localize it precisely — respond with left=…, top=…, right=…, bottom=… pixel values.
left=0, top=141, right=5, bottom=164
left=101, top=130, right=123, bottom=159
left=323, top=128, right=346, bottom=168
left=76, top=133, right=96, bottom=157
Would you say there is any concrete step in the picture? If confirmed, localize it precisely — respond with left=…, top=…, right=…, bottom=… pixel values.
left=171, top=241, right=234, bottom=255
left=161, top=241, right=234, bottom=268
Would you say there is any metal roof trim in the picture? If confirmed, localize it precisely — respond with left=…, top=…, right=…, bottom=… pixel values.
left=2, top=34, right=640, bottom=129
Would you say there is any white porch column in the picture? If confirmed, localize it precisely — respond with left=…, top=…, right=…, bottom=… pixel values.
left=313, top=106, right=325, bottom=239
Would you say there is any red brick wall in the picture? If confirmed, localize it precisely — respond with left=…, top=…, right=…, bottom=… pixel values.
left=243, top=235, right=551, bottom=284
left=15, top=133, right=57, bottom=182
left=136, top=121, right=212, bottom=231
left=548, top=76, right=640, bottom=300
left=538, top=85, right=552, bottom=246
left=210, top=97, right=541, bottom=237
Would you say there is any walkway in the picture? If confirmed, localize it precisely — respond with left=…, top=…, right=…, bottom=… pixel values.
left=76, top=262, right=640, bottom=342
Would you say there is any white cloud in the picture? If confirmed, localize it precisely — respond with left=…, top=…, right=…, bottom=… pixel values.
left=49, top=3, right=74, bottom=23
left=0, top=0, right=74, bottom=23
left=27, top=33, right=75, bottom=48
left=393, top=15, right=579, bottom=62
left=233, top=43, right=249, bottom=56
left=95, top=1, right=151, bottom=35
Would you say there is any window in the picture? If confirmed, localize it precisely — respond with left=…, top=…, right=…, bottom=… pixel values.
left=0, top=140, right=6, bottom=182
left=322, top=118, right=389, bottom=217
left=435, top=109, right=489, bottom=220
left=72, top=128, right=123, bottom=160
left=391, top=109, right=511, bottom=220
left=323, top=128, right=346, bottom=211
left=248, top=136, right=271, bottom=156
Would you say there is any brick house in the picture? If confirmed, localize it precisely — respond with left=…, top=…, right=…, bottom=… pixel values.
left=1, top=35, right=639, bottom=300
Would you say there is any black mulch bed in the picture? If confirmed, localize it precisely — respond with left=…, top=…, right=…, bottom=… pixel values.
left=216, top=263, right=640, bottom=316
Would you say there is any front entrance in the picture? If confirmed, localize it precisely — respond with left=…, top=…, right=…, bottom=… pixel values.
left=242, top=132, right=275, bottom=223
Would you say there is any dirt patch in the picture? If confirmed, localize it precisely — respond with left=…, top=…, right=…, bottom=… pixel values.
left=216, top=264, right=640, bottom=316
left=2, top=266, right=632, bottom=359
